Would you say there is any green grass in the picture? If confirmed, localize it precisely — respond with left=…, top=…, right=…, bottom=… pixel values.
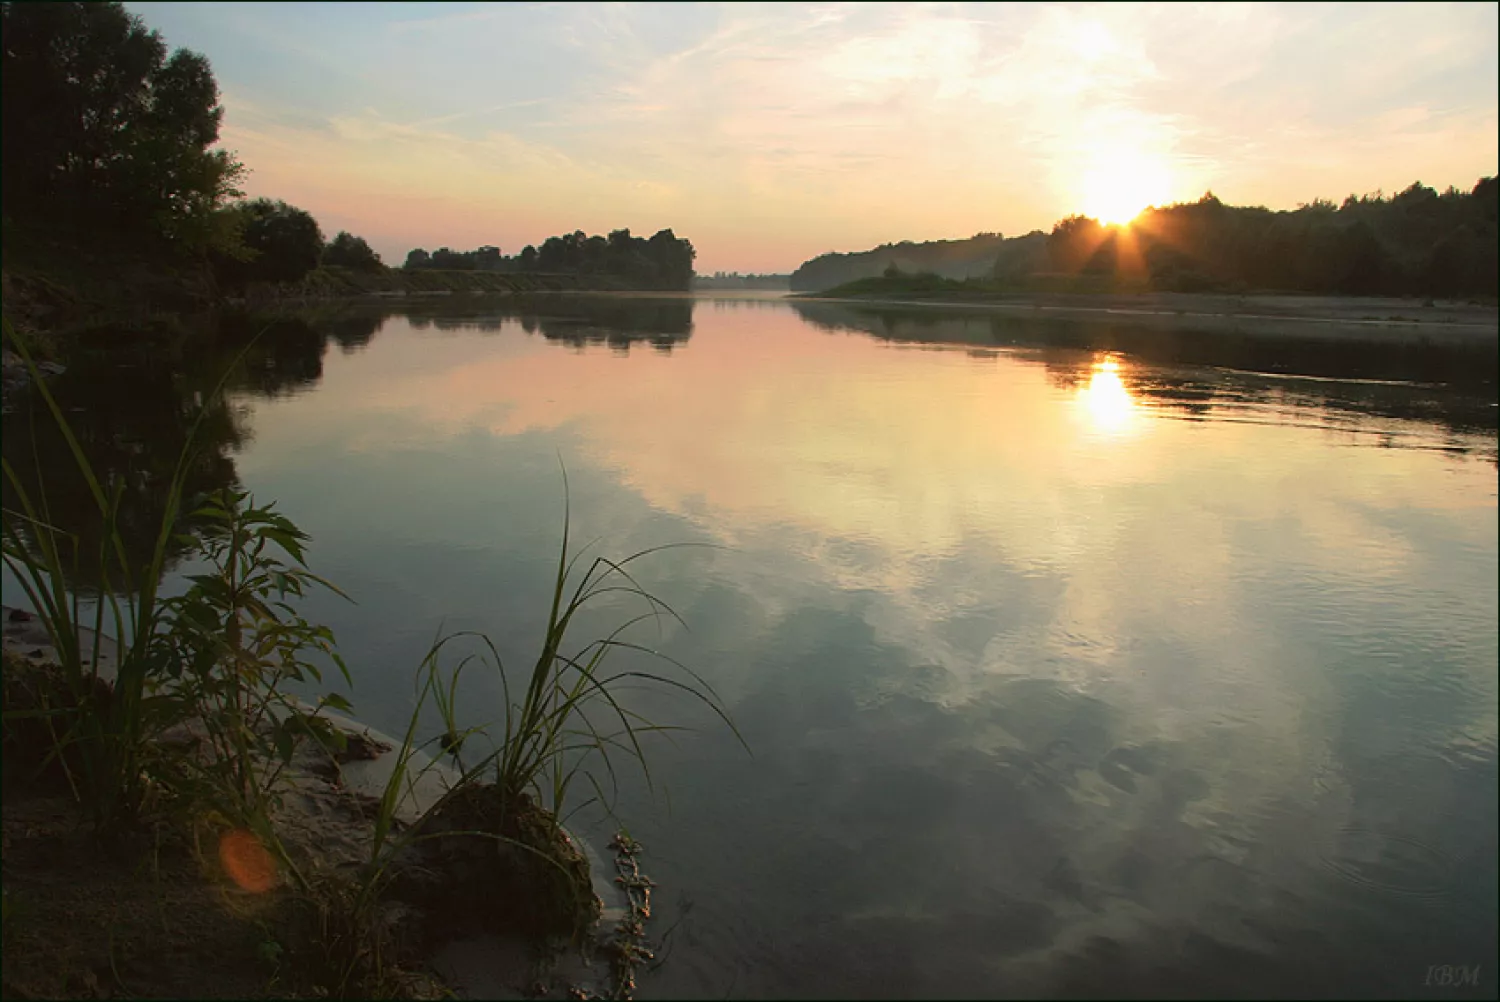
left=3, top=316, right=209, bottom=832
left=2, top=318, right=355, bottom=844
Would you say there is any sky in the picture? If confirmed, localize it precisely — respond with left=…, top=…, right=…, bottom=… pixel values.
left=126, top=1, right=1499, bottom=274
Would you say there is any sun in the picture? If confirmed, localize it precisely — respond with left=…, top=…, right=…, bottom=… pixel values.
left=1079, top=151, right=1172, bottom=226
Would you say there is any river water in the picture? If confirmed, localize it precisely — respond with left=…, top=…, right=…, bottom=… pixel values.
left=5, top=293, right=1497, bottom=998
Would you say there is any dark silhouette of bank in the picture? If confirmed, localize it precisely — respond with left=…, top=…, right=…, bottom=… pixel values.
left=402, top=229, right=696, bottom=292
left=791, top=183, right=1499, bottom=300
left=791, top=299, right=1498, bottom=453
left=791, top=233, right=1023, bottom=292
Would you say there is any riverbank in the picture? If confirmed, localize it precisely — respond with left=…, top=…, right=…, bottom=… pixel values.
left=794, top=286, right=1500, bottom=345
left=0, top=606, right=631, bottom=1000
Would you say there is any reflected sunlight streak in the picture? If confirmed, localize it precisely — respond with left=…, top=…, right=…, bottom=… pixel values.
left=1077, top=356, right=1140, bottom=434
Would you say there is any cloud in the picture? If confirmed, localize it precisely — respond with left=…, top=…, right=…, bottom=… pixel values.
left=202, top=1, right=1497, bottom=271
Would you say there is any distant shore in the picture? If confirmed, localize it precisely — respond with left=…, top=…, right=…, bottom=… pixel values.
left=791, top=290, right=1500, bottom=345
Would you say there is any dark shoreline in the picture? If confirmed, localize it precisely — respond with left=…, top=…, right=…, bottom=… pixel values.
left=788, top=290, right=1499, bottom=345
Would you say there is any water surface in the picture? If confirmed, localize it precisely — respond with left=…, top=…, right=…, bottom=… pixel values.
left=6, top=294, right=1496, bottom=998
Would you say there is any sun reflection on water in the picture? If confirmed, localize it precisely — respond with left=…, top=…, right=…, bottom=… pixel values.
left=1076, top=356, right=1140, bottom=434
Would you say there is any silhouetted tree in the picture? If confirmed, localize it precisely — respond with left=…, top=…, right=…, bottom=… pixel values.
left=0, top=1, right=244, bottom=251
left=1053, top=179, right=1500, bottom=297
left=793, top=178, right=1499, bottom=299
left=322, top=230, right=383, bottom=271
left=402, top=229, right=696, bottom=289
left=213, top=198, right=323, bottom=288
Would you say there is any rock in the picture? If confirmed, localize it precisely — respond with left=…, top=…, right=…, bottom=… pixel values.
left=6, top=608, right=30, bottom=623
left=335, top=730, right=391, bottom=763
left=386, top=786, right=601, bottom=946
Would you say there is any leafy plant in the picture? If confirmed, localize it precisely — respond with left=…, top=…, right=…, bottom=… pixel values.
left=156, top=487, right=354, bottom=856
left=1, top=318, right=349, bottom=852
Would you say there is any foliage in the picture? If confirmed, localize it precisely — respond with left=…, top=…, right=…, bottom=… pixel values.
left=321, top=231, right=384, bottom=273
left=0, top=317, right=355, bottom=847
left=790, top=232, right=1017, bottom=292
left=214, top=199, right=326, bottom=289
left=403, top=228, right=697, bottom=291
left=1046, top=179, right=1499, bottom=297
left=817, top=269, right=980, bottom=299
left=791, top=178, right=1498, bottom=299
left=0, top=1, right=245, bottom=253
left=156, top=488, right=353, bottom=841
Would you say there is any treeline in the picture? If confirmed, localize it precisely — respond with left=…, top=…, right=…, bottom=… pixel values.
left=792, top=179, right=1499, bottom=299
left=789, top=233, right=1018, bottom=291
left=402, top=228, right=696, bottom=291
left=694, top=272, right=790, bottom=290
left=1, top=2, right=695, bottom=315
left=1049, top=180, right=1498, bottom=297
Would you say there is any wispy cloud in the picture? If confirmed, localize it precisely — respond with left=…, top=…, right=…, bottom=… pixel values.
left=156, top=0, right=1497, bottom=271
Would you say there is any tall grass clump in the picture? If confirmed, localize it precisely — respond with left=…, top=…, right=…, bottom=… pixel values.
left=1, top=318, right=349, bottom=843
left=2, top=317, right=202, bottom=832
left=297, top=476, right=748, bottom=994
left=488, top=477, right=745, bottom=823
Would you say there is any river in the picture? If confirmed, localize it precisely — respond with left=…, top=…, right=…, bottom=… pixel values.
left=4, top=292, right=1496, bottom=998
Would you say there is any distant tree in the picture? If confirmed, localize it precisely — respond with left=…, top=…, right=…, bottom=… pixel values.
left=536, top=233, right=571, bottom=272
left=389, top=229, right=695, bottom=287
left=1473, top=176, right=1499, bottom=224
left=789, top=233, right=1008, bottom=291
left=429, top=246, right=472, bottom=270
left=322, top=230, right=383, bottom=271
left=645, top=228, right=695, bottom=289
left=475, top=245, right=502, bottom=271
left=0, top=1, right=244, bottom=250
left=1048, top=215, right=1110, bottom=273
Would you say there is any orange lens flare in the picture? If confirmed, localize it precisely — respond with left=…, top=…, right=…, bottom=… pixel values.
left=219, top=829, right=277, bottom=893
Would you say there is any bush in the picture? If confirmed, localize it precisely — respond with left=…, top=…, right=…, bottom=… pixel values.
left=322, top=232, right=384, bottom=273
left=213, top=199, right=324, bottom=290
